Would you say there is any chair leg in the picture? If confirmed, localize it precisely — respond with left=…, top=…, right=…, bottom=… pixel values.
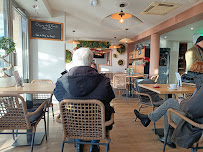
left=30, top=132, right=35, bottom=152
left=51, top=104, right=54, bottom=120
left=152, top=107, right=157, bottom=134
left=44, top=114, right=47, bottom=141
left=47, top=107, right=49, bottom=134
left=106, top=143, right=109, bottom=152
left=12, top=130, right=15, bottom=140
left=125, top=89, right=127, bottom=102
left=135, top=105, right=142, bottom=122
left=61, top=141, right=65, bottom=152
left=163, top=124, right=171, bottom=152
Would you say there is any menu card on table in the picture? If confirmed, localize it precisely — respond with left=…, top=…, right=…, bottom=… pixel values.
left=13, top=71, right=23, bottom=87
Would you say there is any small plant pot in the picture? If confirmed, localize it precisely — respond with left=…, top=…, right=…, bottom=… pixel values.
left=0, top=76, right=16, bottom=87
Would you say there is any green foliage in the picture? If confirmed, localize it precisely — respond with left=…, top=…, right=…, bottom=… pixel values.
left=117, top=44, right=126, bottom=54
left=66, top=50, right=73, bottom=63
left=0, top=37, right=16, bottom=55
left=77, top=41, right=110, bottom=49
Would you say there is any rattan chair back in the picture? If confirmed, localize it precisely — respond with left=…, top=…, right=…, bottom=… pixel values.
left=59, top=99, right=106, bottom=141
left=0, top=94, right=31, bottom=130
left=31, top=79, right=53, bottom=100
left=113, top=74, right=127, bottom=90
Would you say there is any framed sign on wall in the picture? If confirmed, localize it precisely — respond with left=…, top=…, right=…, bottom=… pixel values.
left=30, top=19, right=63, bottom=41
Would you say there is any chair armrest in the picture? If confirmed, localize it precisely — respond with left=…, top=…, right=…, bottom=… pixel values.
left=27, top=99, right=48, bottom=117
left=105, top=113, right=114, bottom=127
left=136, top=91, right=155, bottom=108
left=56, top=114, right=62, bottom=123
left=167, top=108, right=203, bottom=129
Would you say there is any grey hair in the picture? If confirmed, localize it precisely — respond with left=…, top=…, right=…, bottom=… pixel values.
left=72, top=48, right=93, bottom=66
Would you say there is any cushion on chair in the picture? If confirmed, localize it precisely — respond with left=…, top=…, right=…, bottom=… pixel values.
left=28, top=108, right=44, bottom=125
left=135, top=79, right=163, bottom=103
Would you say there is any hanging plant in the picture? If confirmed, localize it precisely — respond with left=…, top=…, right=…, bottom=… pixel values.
left=77, top=41, right=110, bottom=49
left=117, top=44, right=126, bottom=54
left=66, top=50, right=73, bottom=63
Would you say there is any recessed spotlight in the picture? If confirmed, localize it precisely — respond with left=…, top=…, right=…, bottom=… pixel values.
left=191, top=27, right=194, bottom=30
left=164, top=36, right=167, bottom=38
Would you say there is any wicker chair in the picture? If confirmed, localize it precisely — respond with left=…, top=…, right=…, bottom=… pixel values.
left=56, top=99, right=114, bottom=152
left=31, top=79, right=54, bottom=134
left=134, top=79, right=164, bottom=134
left=113, top=74, right=128, bottom=101
left=163, top=108, right=203, bottom=152
left=0, top=94, right=48, bottom=152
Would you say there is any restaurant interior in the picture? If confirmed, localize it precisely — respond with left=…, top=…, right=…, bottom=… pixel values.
left=0, top=0, right=203, bottom=152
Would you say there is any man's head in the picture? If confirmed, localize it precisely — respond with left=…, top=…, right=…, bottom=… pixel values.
left=196, top=36, right=203, bottom=48
left=72, top=48, right=93, bottom=66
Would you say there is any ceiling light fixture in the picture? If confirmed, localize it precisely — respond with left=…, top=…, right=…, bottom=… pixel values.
left=100, top=3, right=143, bottom=31
left=119, top=29, right=134, bottom=44
left=90, top=0, right=97, bottom=7
left=109, top=37, right=121, bottom=49
left=191, top=27, right=194, bottom=30
left=67, top=30, right=80, bottom=44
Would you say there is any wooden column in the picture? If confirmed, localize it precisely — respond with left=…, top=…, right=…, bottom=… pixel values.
left=149, top=34, right=160, bottom=76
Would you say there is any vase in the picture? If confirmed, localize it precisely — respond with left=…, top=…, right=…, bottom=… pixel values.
left=0, top=76, right=16, bottom=87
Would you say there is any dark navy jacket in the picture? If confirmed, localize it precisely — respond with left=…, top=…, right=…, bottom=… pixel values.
left=53, top=66, right=115, bottom=121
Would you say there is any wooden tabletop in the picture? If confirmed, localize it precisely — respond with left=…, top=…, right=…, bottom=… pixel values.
left=138, top=84, right=196, bottom=95
left=125, top=74, right=146, bottom=78
left=0, top=83, right=55, bottom=94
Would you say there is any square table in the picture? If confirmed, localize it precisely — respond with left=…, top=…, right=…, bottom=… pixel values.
left=138, top=83, right=196, bottom=135
left=0, top=83, right=55, bottom=146
left=138, top=84, right=196, bottom=99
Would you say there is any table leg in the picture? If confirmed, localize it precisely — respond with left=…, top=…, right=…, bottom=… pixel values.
left=165, top=94, right=172, bottom=100
left=12, top=131, right=45, bottom=146
left=128, top=77, right=132, bottom=96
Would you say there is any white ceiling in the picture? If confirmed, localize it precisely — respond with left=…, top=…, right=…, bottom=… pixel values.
left=15, top=0, right=203, bottom=42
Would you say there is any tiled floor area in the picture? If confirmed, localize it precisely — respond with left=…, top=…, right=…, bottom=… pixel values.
left=0, top=92, right=198, bottom=152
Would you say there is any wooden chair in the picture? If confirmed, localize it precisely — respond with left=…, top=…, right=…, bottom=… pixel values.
left=56, top=99, right=114, bottom=152
left=163, top=108, right=203, bottom=152
left=134, top=79, right=164, bottom=134
left=149, top=75, right=159, bottom=83
left=0, top=94, right=48, bottom=152
left=113, top=74, right=128, bottom=101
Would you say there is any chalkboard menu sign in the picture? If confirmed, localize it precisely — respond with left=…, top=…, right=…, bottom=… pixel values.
left=30, top=19, right=63, bottom=41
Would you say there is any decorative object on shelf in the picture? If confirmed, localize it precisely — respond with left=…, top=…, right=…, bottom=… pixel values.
left=67, top=30, right=80, bottom=44
left=119, top=29, right=134, bottom=44
left=118, top=59, right=125, bottom=66
left=110, top=37, right=120, bottom=49
left=113, top=53, right=118, bottom=58
left=0, top=37, right=16, bottom=87
left=66, top=50, right=73, bottom=63
left=117, top=44, right=126, bottom=54
left=100, top=3, right=143, bottom=31
left=77, top=40, right=110, bottom=49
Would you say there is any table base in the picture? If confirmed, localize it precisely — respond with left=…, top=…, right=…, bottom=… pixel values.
left=12, top=132, right=45, bottom=146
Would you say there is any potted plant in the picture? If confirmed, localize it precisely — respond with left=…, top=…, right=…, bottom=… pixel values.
left=0, top=37, right=16, bottom=87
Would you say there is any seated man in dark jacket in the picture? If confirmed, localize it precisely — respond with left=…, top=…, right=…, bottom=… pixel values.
left=53, top=48, right=115, bottom=152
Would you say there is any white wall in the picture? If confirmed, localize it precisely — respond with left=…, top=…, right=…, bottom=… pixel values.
left=30, top=11, right=66, bottom=83
left=100, top=48, right=127, bottom=73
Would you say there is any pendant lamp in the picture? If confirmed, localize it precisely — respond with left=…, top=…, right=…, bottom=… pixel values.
left=100, top=3, right=143, bottom=31
left=119, top=29, right=134, bottom=44
left=67, top=30, right=80, bottom=44
left=109, top=37, right=121, bottom=49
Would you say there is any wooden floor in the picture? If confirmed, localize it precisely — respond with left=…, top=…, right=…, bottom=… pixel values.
left=0, top=91, right=199, bottom=152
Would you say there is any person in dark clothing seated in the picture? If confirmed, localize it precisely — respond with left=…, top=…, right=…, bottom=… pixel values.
left=53, top=48, right=115, bottom=152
